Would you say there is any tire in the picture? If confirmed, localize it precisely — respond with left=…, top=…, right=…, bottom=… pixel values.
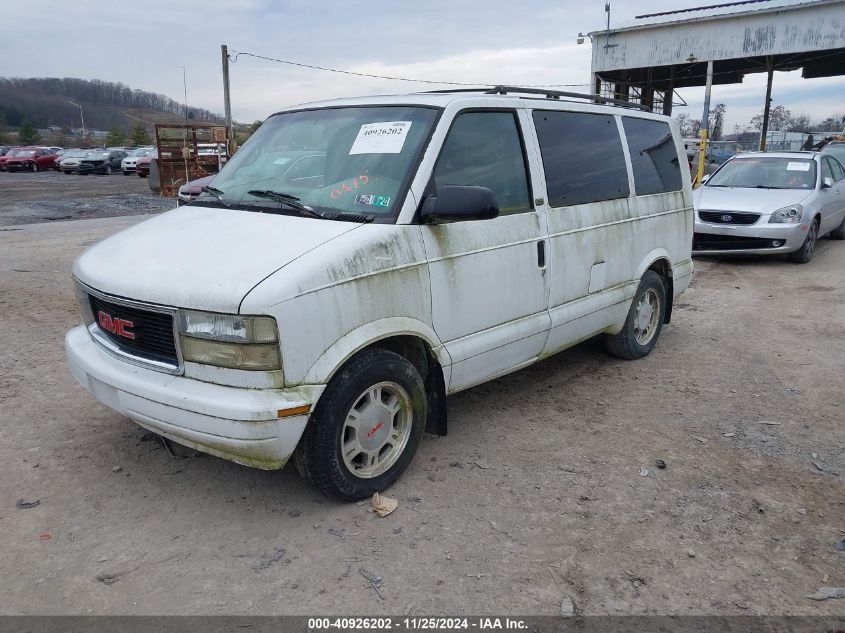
left=604, top=270, right=666, bottom=360
left=788, top=218, right=819, bottom=263
left=293, top=348, right=427, bottom=501
left=829, top=215, right=845, bottom=240
left=138, top=173, right=147, bottom=178
left=105, top=164, right=113, bottom=175
left=30, top=162, right=37, bottom=172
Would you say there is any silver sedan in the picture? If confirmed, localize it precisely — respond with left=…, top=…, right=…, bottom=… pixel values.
left=692, top=151, right=845, bottom=263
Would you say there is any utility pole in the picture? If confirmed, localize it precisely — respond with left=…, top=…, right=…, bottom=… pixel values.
left=221, top=45, right=233, bottom=143
left=694, top=60, right=713, bottom=187
left=759, top=57, right=774, bottom=151
left=66, top=100, right=85, bottom=138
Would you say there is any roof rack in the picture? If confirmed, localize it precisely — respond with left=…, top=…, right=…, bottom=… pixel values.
left=485, top=86, right=651, bottom=111
left=421, top=86, right=651, bottom=111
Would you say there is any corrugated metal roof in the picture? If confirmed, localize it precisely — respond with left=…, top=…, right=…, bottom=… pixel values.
left=605, top=0, right=836, bottom=32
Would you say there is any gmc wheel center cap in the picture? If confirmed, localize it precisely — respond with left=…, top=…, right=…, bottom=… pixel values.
left=359, top=406, right=391, bottom=451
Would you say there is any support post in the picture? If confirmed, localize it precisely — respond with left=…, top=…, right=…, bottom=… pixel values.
left=695, top=60, right=714, bottom=188
left=759, top=57, right=774, bottom=151
left=662, top=66, right=674, bottom=116
left=642, top=68, right=654, bottom=111
left=221, top=44, right=233, bottom=144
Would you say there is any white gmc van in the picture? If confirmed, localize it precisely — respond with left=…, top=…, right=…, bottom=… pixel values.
left=66, top=87, right=693, bottom=500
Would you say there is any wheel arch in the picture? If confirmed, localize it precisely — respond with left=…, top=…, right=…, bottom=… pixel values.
left=299, top=318, right=451, bottom=436
left=635, top=249, right=675, bottom=324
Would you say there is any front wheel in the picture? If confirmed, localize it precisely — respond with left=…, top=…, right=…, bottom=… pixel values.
left=30, top=162, right=38, bottom=172
left=293, top=349, right=427, bottom=501
left=104, top=164, right=113, bottom=175
left=788, top=218, right=819, bottom=263
left=604, top=270, right=666, bottom=360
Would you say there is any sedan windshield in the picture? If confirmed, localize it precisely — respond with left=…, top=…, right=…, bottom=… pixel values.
left=202, top=106, right=439, bottom=222
left=16, top=150, right=36, bottom=157
left=707, top=157, right=817, bottom=190
left=88, top=152, right=111, bottom=160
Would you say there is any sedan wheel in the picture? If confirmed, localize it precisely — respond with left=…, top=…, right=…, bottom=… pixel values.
left=30, top=162, right=38, bottom=172
left=788, top=219, right=819, bottom=264
left=105, top=164, right=113, bottom=175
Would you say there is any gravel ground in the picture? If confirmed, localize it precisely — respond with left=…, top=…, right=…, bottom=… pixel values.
left=0, top=170, right=173, bottom=226
left=0, top=213, right=843, bottom=616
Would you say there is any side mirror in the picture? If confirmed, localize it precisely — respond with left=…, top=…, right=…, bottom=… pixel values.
left=420, top=185, right=499, bottom=224
left=822, top=177, right=834, bottom=189
left=700, top=174, right=711, bottom=184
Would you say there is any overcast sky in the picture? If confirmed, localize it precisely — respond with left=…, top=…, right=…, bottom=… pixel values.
left=2, top=0, right=843, bottom=131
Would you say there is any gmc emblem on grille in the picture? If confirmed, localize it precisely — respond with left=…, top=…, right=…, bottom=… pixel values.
left=98, top=310, right=135, bottom=340
left=721, top=214, right=733, bottom=222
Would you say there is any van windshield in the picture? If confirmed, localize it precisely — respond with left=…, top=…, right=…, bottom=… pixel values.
left=200, top=106, right=439, bottom=222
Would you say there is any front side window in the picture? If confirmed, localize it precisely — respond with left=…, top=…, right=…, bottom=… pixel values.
left=829, top=157, right=845, bottom=182
left=432, top=111, right=531, bottom=216
left=622, top=117, right=683, bottom=195
left=821, top=158, right=834, bottom=183
left=202, top=106, right=439, bottom=222
left=532, top=110, right=629, bottom=207
left=707, top=157, right=817, bottom=190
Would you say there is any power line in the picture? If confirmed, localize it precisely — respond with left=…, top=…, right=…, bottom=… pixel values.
left=228, top=50, right=590, bottom=88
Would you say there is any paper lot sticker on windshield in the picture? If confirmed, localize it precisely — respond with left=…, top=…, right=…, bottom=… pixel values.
left=787, top=162, right=811, bottom=171
left=349, top=121, right=412, bottom=155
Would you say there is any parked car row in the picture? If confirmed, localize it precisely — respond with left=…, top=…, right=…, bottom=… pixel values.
left=0, top=145, right=155, bottom=175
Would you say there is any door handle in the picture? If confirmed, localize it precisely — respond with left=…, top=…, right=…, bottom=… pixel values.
left=537, top=240, right=546, bottom=268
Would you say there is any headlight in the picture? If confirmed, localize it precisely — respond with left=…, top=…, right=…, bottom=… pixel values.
left=177, top=309, right=281, bottom=370
left=769, top=204, right=804, bottom=224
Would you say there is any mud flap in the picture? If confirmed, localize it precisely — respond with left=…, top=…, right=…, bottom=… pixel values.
left=424, top=354, right=447, bottom=436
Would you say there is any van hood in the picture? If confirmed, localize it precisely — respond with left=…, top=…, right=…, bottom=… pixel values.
left=694, top=186, right=812, bottom=214
left=74, top=205, right=361, bottom=313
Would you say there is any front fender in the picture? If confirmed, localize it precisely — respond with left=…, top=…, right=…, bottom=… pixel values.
left=300, top=317, right=451, bottom=386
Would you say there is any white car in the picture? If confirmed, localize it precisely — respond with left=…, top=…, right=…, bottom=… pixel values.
left=693, top=151, right=845, bottom=263
left=66, top=88, right=694, bottom=500
left=121, top=147, right=155, bottom=175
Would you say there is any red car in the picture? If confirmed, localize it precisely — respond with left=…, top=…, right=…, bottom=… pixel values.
left=5, top=148, right=60, bottom=172
left=0, top=147, right=29, bottom=171
left=135, top=151, right=157, bottom=178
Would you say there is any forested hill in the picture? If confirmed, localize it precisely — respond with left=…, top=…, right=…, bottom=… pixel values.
left=0, top=77, right=223, bottom=131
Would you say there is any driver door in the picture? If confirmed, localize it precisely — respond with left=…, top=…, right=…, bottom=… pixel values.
left=422, top=109, right=550, bottom=392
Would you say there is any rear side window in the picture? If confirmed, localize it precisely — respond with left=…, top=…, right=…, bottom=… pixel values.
left=622, top=117, right=683, bottom=195
left=433, top=111, right=531, bottom=215
left=532, top=110, right=629, bottom=207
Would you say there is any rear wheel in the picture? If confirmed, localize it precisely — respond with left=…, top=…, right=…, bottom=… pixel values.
left=788, top=218, right=819, bottom=263
left=293, top=349, right=427, bottom=501
left=604, top=271, right=666, bottom=360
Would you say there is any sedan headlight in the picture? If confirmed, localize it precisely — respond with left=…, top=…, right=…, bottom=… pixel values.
left=178, top=309, right=281, bottom=370
left=769, top=204, right=804, bottom=224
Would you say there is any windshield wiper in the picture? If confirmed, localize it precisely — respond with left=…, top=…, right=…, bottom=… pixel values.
left=247, top=189, right=325, bottom=219
left=199, top=186, right=229, bottom=206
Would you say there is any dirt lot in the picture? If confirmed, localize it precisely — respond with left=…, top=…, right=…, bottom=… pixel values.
left=0, top=208, right=843, bottom=615
left=0, top=170, right=172, bottom=227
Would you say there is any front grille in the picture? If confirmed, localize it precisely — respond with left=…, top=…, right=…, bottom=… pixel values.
left=88, top=294, right=178, bottom=367
left=699, top=210, right=760, bottom=225
left=693, top=233, right=783, bottom=251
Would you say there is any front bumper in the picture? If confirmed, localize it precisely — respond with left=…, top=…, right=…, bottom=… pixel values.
left=66, top=325, right=319, bottom=470
left=693, top=217, right=809, bottom=255
left=6, top=162, right=31, bottom=171
left=77, top=164, right=105, bottom=174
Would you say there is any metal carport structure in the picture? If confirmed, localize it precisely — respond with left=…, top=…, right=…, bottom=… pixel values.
left=587, top=0, right=845, bottom=148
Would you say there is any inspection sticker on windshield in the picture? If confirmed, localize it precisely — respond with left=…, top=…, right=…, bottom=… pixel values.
left=349, top=121, right=412, bottom=155
left=355, top=194, right=391, bottom=208
left=787, top=162, right=811, bottom=171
